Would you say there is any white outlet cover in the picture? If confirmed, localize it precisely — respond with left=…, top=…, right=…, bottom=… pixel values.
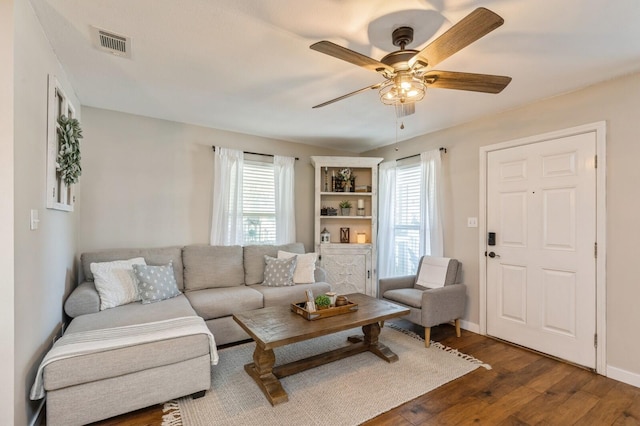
left=467, top=217, right=478, bottom=228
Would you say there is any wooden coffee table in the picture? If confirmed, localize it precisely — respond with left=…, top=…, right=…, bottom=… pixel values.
left=232, top=293, right=409, bottom=405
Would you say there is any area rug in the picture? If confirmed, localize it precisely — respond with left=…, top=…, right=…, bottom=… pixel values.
left=162, top=325, right=489, bottom=426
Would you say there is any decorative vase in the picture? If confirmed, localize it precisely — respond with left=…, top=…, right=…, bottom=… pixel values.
left=335, top=296, right=349, bottom=306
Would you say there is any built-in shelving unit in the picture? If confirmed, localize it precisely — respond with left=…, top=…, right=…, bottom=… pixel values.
left=311, top=156, right=383, bottom=297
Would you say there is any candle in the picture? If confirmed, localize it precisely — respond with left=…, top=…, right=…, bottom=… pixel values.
left=357, top=199, right=364, bottom=209
left=357, top=233, right=366, bottom=244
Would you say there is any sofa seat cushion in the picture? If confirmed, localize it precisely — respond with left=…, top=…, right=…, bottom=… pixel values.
left=45, top=295, right=210, bottom=391
left=249, top=282, right=331, bottom=308
left=65, top=294, right=197, bottom=333
left=243, top=243, right=305, bottom=285
left=185, top=286, right=264, bottom=320
left=383, top=288, right=423, bottom=309
left=183, top=245, right=245, bottom=290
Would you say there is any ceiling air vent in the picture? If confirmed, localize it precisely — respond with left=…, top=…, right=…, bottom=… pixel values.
left=90, top=26, right=131, bottom=58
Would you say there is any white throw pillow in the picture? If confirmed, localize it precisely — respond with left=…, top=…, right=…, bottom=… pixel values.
left=90, top=257, right=147, bottom=310
left=278, top=250, right=317, bottom=284
left=415, top=257, right=451, bottom=289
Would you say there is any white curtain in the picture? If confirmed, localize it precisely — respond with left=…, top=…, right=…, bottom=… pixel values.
left=210, top=147, right=244, bottom=245
left=274, top=155, right=296, bottom=244
left=378, top=161, right=397, bottom=279
left=420, top=150, right=443, bottom=257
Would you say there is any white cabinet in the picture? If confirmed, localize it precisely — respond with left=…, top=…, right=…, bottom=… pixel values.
left=320, top=244, right=373, bottom=296
left=310, top=156, right=383, bottom=297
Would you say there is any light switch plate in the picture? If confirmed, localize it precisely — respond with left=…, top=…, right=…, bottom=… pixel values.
left=467, top=217, right=478, bottom=228
left=30, top=209, right=40, bottom=230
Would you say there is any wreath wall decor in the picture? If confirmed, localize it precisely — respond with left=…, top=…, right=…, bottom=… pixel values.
left=56, top=115, right=83, bottom=186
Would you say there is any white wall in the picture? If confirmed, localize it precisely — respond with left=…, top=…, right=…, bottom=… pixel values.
left=13, top=1, right=81, bottom=424
left=364, top=71, right=640, bottom=381
left=1, top=1, right=15, bottom=425
left=79, top=107, right=351, bottom=254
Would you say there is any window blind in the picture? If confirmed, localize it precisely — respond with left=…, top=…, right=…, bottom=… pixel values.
left=242, top=160, right=276, bottom=244
left=394, top=163, right=421, bottom=276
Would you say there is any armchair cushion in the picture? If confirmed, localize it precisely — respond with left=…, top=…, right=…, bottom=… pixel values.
left=415, top=257, right=459, bottom=290
left=383, top=288, right=423, bottom=309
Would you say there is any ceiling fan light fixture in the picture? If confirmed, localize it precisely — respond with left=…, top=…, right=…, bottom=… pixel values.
left=379, top=76, right=426, bottom=106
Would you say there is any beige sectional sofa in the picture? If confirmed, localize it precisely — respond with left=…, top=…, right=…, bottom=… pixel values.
left=44, top=243, right=331, bottom=425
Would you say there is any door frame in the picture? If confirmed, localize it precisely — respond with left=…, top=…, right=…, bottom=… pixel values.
left=478, top=121, right=607, bottom=375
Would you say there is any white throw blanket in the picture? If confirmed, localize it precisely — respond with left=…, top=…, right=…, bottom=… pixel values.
left=30, top=316, right=218, bottom=400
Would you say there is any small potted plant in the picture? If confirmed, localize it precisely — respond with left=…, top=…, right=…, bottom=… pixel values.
left=314, top=294, right=331, bottom=310
left=339, top=200, right=352, bottom=216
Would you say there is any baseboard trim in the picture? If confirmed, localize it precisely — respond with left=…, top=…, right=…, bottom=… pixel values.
left=459, top=319, right=480, bottom=334
left=607, top=365, right=640, bottom=388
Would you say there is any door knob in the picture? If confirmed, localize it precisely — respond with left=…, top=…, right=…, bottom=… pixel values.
left=488, top=251, right=500, bottom=258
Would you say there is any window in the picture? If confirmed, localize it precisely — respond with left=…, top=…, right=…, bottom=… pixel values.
left=211, top=148, right=295, bottom=246
left=378, top=150, right=442, bottom=279
left=393, top=162, right=421, bottom=276
left=242, top=160, right=276, bottom=244
left=46, top=74, right=76, bottom=211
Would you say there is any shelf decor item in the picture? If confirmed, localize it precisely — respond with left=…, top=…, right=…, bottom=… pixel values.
left=321, top=227, right=331, bottom=243
left=340, top=227, right=350, bottom=243
left=355, top=185, right=372, bottom=193
left=357, top=233, right=366, bottom=244
left=324, top=167, right=329, bottom=192
left=357, top=199, right=365, bottom=216
left=339, top=200, right=352, bottom=216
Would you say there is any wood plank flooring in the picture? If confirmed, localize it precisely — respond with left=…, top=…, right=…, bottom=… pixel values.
left=82, top=321, right=640, bottom=426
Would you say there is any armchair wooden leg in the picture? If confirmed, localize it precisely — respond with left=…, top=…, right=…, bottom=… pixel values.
left=455, top=319, right=461, bottom=337
left=424, top=327, right=431, bottom=348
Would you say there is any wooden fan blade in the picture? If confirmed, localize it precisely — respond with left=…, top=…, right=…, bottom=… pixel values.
left=409, top=7, right=504, bottom=70
left=424, top=70, right=511, bottom=93
left=312, top=82, right=384, bottom=109
left=311, top=41, right=395, bottom=76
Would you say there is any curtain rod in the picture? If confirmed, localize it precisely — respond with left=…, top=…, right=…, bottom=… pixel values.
left=212, top=146, right=299, bottom=161
left=396, top=147, right=447, bottom=162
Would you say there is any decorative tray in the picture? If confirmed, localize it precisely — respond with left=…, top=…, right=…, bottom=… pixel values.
left=291, top=301, right=358, bottom=321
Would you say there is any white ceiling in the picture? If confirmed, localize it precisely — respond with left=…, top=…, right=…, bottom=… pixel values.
left=30, top=0, right=640, bottom=153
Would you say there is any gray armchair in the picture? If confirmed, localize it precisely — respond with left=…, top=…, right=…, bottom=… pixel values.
left=379, top=256, right=466, bottom=347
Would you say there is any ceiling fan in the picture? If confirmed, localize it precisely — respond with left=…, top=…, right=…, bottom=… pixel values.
left=310, top=7, right=512, bottom=116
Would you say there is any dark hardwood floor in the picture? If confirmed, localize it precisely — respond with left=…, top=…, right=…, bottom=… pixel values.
left=85, top=321, right=640, bottom=426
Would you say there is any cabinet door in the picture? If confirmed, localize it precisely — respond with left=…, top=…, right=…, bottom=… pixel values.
left=321, top=249, right=372, bottom=296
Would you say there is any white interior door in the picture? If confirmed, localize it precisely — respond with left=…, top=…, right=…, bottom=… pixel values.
left=486, top=132, right=597, bottom=368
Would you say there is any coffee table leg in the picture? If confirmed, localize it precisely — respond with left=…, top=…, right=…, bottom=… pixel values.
left=244, top=344, right=289, bottom=405
left=348, top=322, right=399, bottom=363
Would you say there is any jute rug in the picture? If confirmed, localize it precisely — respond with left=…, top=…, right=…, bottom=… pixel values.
left=162, top=325, right=489, bottom=426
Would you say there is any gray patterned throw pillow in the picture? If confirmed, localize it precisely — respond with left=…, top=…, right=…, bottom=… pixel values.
left=262, top=255, right=297, bottom=287
left=132, top=263, right=182, bottom=304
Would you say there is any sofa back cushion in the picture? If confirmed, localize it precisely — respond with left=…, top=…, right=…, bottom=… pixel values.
left=81, top=247, right=184, bottom=289
left=183, top=245, right=244, bottom=290
left=243, top=243, right=305, bottom=285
